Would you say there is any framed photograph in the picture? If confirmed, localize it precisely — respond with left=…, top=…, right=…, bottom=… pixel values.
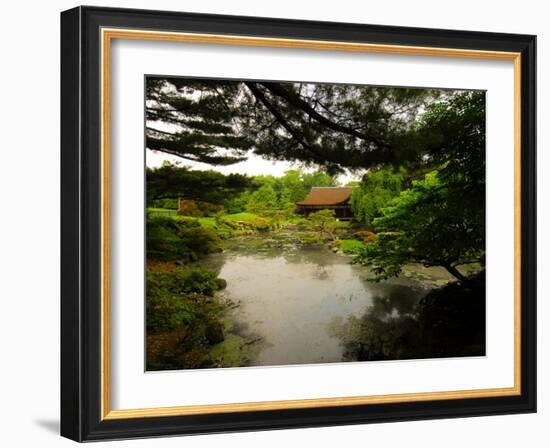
left=60, top=6, right=536, bottom=441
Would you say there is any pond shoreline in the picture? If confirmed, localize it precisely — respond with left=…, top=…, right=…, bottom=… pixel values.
left=147, top=226, right=478, bottom=371
left=201, top=230, right=456, bottom=368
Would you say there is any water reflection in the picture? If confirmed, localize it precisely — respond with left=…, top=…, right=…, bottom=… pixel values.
left=330, top=273, right=486, bottom=362
left=205, top=235, right=435, bottom=367
left=365, top=283, right=424, bottom=318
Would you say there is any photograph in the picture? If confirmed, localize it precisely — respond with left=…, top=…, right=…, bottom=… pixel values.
left=144, top=77, right=487, bottom=371
left=56, top=4, right=538, bottom=442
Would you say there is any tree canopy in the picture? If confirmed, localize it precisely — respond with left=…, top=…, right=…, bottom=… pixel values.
left=146, top=77, right=441, bottom=173
left=146, top=163, right=253, bottom=205
left=147, top=78, right=486, bottom=283
left=350, top=167, right=404, bottom=228
left=355, top=172, right=483, bottom=282
left=354, top=92, right=486, bottom=282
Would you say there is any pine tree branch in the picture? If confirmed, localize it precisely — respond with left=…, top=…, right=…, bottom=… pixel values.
left=244, top=82, right=327, bottom=164
left=259, top=82, right=392, bottom=150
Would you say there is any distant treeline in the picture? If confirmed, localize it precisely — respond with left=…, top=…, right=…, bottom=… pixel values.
left=147, top=164, right=339, bottom=215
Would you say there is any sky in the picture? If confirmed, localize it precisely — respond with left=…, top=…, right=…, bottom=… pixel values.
left=144, top=79, right=382, bottom=185
left=146, top=149, right=362, bottom=184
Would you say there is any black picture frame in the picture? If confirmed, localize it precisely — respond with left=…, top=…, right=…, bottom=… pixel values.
left=61, top=5, right=536, bottom=442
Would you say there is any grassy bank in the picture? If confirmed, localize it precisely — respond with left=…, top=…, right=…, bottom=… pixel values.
left=145, top=211, right=279, bottom=370
left=145, top=209, right=380, bottom=370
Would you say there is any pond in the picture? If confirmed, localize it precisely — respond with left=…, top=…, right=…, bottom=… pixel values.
left=205, top=233, right=455, bottom=367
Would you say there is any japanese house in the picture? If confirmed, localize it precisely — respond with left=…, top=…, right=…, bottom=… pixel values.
left=295, top=187, right=354, bottom=220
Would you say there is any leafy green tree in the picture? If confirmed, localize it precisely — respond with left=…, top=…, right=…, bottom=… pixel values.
left=225, top=169, right=338, bottom=214
left=415, top=91, right=485, bottom=237
left=308, top=209, right=338, bottom=239
left=301, top=171, right=337, bottom=190
left=355, top=91, right=485, bottom=283
left=223, top=191, right=251, bottom=214
left=350, top=168, right=404, bottom=227
left=278, top=170, right=307, bottom=207
left=345, top=180, right=361, bottom=187
left=355, top=172, right=483, bottom=282
left=146, top=163, right=253, bottom=205
left=246, top=184, right=278, bottom=214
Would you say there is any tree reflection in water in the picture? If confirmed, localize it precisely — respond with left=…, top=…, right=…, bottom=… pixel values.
left=329, top=271, right=486, bottom=361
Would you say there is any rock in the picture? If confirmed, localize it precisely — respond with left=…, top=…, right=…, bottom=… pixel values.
left=215, top=278, right=228, bottom=290
left=205, top=323, right=225, bottom=344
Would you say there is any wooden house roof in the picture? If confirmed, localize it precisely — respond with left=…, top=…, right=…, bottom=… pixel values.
left=296, top=187, right=354, bottom=206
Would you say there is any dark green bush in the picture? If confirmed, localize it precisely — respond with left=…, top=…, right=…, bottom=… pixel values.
left=146, top=266, right=223, bottom=334
left=177, top=199, right=225, bottom=217
left=146, top=215, right=223, bottom=261
left=149, top=198, right=178, bottom=209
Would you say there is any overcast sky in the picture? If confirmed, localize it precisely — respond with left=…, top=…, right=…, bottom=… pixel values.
left=146, top=149, right=362, bottom=184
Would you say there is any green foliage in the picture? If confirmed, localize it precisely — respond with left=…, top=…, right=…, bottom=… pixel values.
left=275, top=170, right=306, bottom=210
left=246, top=217, right=272, bottom=232
left=197, top=217, right=216, bottom=228
left=301, top=171, right=337, bottom=191
left=147, top=81, right=485, bottom=294
left=246, top=184, right=277, bottom=213
left=350, top=167, right=404, bottom=227
left=147, top=78, right=441, bottom=172
left=308, top=209, right=338, bottom=238
left=177, top=199, right=224, bottom=217
left=231, top=170, right=337, bottom=215
left=353, top=92, right=485, bottom=282
left=417, top=91, right=485, bottom=187
left=220, top=212, right=259, bottom=222
left=353, top=230, right=377, bottom=244
left=146, top=266, right=223, bottom=334
left=308, top=209, right=336, bottom=224
left=355, top=171, right=484, bottom=282
left=146, top=78, right=252, bottom=165
left=146, top=163, right=253, bottom=205
left=224, top=191, right=251, bottom=214
left=147, top=164, right=339, bottom=218
left=217, top=213, right=273, bottom=232
left=294, top=231, right=324, bottom=245
left=147, top=208, right=177, bottom=217
left=150, top=198, right=178, bottom=209
left=338, top=239, right=367, bottom=254
left=146, top=215, right=223, bottom=261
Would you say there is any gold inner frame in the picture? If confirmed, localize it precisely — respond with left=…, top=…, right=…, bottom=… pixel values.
left=100, top=28, right=522, bottom=420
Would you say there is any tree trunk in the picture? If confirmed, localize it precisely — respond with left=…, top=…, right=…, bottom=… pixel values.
left=443, top=264, right=468, bottom=283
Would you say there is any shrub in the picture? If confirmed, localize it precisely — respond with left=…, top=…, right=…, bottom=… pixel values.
left=350, top=167, right=404, bottom=227
left=295, top=231, right=323, bottom=245
left=177, top=199, right=202, bottom=217
left=146, top=215, right=223, bottom=261
left=353, top=230, right=377, bottom=243
left=247, top=216, right=272, bottom=232
left=177, top=199, right=225, bottom=217
left=308, top=209, right=338, bottom=238
left=288, top=217, right=311, bottom=227
left=146, top=266, right=224, bottom=334
left=339, top=239, right=367, bottom=254
left=217, top=213, right=273, bottom=232
left=150, top=198, right=178, bottom=210
left=146, top=289, right=196, bottom=334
